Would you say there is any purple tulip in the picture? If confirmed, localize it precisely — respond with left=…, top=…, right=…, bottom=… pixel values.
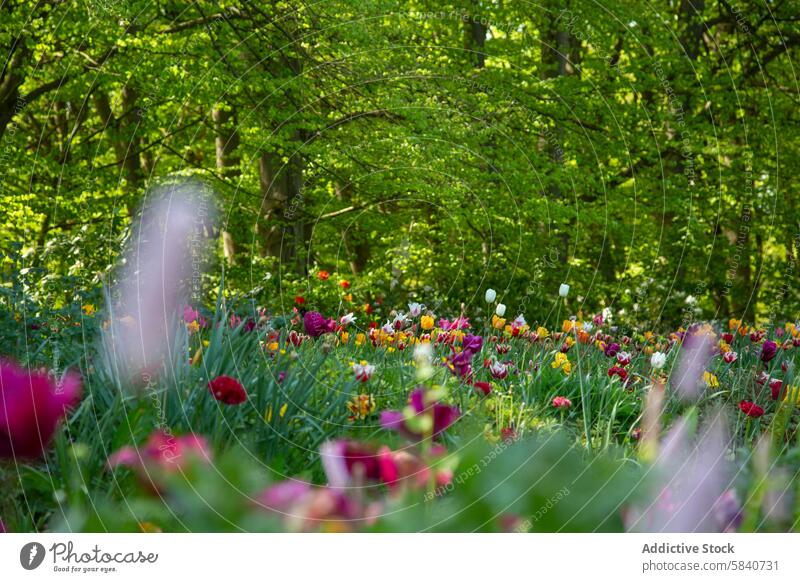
left=604, top=342, right=620, bottom=357
left=760, top=340, right=778, bottom=363
left=303, top=311, right=335, bottom=337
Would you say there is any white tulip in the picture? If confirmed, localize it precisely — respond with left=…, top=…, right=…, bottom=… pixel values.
left=651, top=351, right=667, bottom=369
left=495, top=303, right=506, bottom=317
left=485, top=288, right=497, bottom=303
left=559, top=283, right=570, bottom=297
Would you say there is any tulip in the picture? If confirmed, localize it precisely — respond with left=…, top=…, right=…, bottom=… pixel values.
left=484, top=288, right=497, bottom=303
left=208, top=375, right=247, bottom=405
left=489, top=361, right=509, bottom=380
left=352, top=361, right=376, bottom=383
left=0, top=361, right=82, bottom=458
left=495, top=303, right=506, bottom=317
left=760, top=340, right=778, bottom=363
left=650, top=351, right=667, bottom=369
left=723, top=351, right=738, bottom=364
left=304, top=311, right=335, bottom=337
left=559, top=283, right=570, bottom=297
left=552, top=396, right=571, bottom=409
left=739, top=400, right=764, bottom=418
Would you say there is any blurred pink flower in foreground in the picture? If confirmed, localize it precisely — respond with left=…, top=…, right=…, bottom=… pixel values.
left=108, top=430, right=211, bottom=492
left=104, top=183, right=215, bottom=382
left=0, top=360, right=81, bottom=459
left=626, top=411, right=735, bottom=532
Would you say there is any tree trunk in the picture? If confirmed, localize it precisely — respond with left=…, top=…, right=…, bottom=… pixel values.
left=212, top=105, right=240, bottom=265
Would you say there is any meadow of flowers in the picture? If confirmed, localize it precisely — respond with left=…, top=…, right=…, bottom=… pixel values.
left=2, top=274, right=799, bottom=533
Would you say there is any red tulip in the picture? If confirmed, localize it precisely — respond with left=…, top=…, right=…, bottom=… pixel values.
left=738, top=400, right=764, bottom=418
left=208, top=375, right=247, bottom=405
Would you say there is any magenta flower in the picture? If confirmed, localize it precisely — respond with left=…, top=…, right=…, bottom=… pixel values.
left=380, top=388, right=459, bottom=440
left=108, top=430, right=211, bottom=492
left=320, top=440, right=398, bottom=489
left=0, top=360, right=81, bottom=459
left=552, top=396, right=571, bottom=409
left=760, top=340, right=778, bottom=363
left=723, top=351, right=738, bottom=364
left=303, top=311, right=336, bottom=337
left=604, top=342, right=620, bottom=357
left=183, top=305, right=207, bottom=327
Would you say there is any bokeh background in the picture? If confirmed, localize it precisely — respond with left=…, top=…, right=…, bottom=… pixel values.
left=2, top=0, right=798, bottom=326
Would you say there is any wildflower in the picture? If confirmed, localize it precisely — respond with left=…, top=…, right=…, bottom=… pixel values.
left=408, top=302, right=423, bottom=317
left=347, top=394, right=376, bottom=420
left=340, top=280, right=350, bottom=289
left=723, top=351, right=738, bottom=364
left=650, top=351, right=667, bottom=369
left=495, top=303, right=506, bottom=317
left=304, top=311, right=335, bottom=337
left=420, top=315, right=435, bottom=330
left=485, top=288, right=497, bottom=303
left=760, top=340, right=778, bottom=363
left=82, top=304, right=96, bottom=316
left=0, top=361, right=82, bottom=458
left=208, top=375, right=247, bottom=405
left=318, top=270, right=330, bottom=280
left=703, top=371, right=719, bottom=389
left=294, top=295, right=305, bottom=305
left=489, top=360, right=509, bottom=380
left=616, top=351, right=632, bottom=366
left=340, top=312, right=357, bottom=326
left=552, top=396, right=571, bottom=409
left=559, top=283, right=570, bottom=297
left=738, top=400, right=764, bottom=418
left=380, top=388, right=460, bottom=440
left=352, top=361, right=376, bottom=383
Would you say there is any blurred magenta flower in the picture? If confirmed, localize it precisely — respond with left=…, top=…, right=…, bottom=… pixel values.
left=0, top=360, right=81, bottom=458
left=108, top=430, right=211, bottom=493
left=604, top=343, right=620, bottom=357
left=208, top=375, right=247, bottom=405
left=303, top=311, right=335, bottom=337
left=321, top=440, right=398, bottom=489
left=380, top=388, right=459, bottom=440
